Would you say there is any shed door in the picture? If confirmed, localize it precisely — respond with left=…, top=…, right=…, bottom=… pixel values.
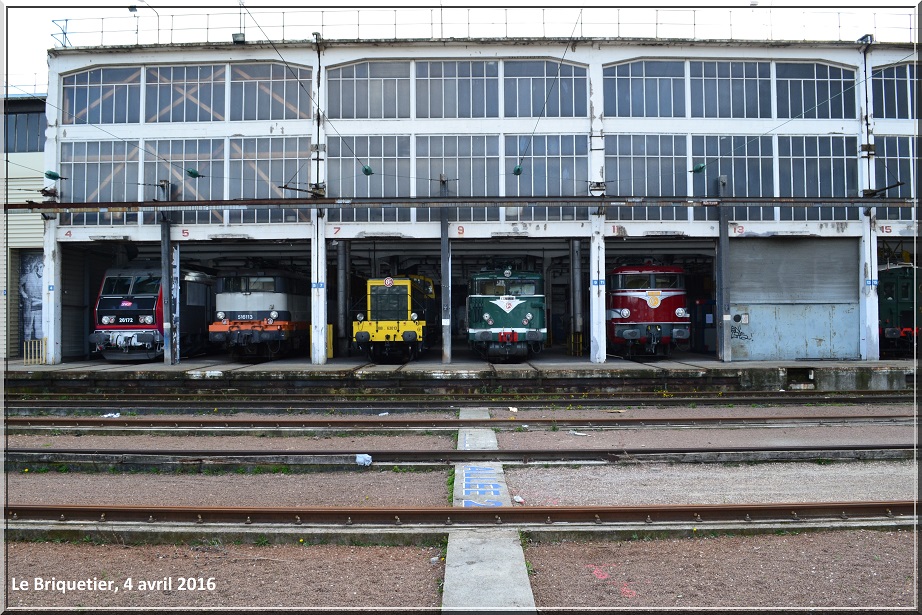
left=727, top=237, right=860, bottom=360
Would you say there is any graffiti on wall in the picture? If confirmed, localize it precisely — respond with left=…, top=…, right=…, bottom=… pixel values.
left=730, top=325, right=752, bottom=341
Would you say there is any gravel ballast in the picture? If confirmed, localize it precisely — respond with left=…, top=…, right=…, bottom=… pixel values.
left=7, top=470, right=450, bottom=508
left=505, top=460, right=917, bottom=506
left=6, top=542, right=444, bottom=610
left=524, top=529, right=916, bottom=609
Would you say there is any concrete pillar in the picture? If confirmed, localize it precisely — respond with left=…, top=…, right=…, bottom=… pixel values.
left=570, top=239, right=583, bottom=347
left=860, top=208, right=880, bottom=360
left=716, top=203, right=731, bottom=362
left=310, top=209, right=328, bottom=364
left=42, top=215, right=62, bottom=364
left=160, top=218, right=178, bottom=365
left=441, top=207, right=452, bottom=363
left=588, top=214, right=607, bottom=363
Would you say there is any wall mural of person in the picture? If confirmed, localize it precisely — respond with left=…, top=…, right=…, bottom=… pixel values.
left=20, top=252, right=44, bottom=343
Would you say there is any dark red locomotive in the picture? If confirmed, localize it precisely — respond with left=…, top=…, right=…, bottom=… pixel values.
left=606, top=264, right=691, bottom=357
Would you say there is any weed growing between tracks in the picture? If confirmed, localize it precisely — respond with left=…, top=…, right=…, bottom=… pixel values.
left=446, top=467, right=455, bottom=504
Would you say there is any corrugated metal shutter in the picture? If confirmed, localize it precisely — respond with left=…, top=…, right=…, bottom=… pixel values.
left=5, top=251, right=22, bottom=357
left=728, top=238, right=859, bottom=303
left=6, top=210, right=45, bottom=247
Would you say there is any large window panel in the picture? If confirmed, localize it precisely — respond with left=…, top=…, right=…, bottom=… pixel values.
left=326, top=135, right=411, bottom=199
left=603, top=61, right=685, bottom=118
left=415, top=135, right=500, bottom=197
left=778, top=136, right=858, bottom=197
left=229, top=63, right=312, bottom=121
left=228, top=137, right=311, bottom=199
left=416, top=61, right=499, bottom=118
left=776, top=63, right=856, bottom=119
left=604, top=135, right=687, bottom=197
left=690, top=61, right=770, bottom=118
left=691, top=135, right=773, bottom=197
left=504, top=61, right=587, bottom=118
left=62, top=67, right=142, bottom=125
left=145, top=65, right=226, bottom=123
left=60, top=141, right=140, bottom=203
left=145, top=139, right=224, bottom=200
left=327, top=62, right=410, bottom=119
left=874, top=136, right=915, bottom=199
left=872, top=63, right=915, bottom=120
left=505, top=134, right=588, bottom=196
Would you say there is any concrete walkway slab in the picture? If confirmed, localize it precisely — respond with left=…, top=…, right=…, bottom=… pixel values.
left=442, top=406, right=536, bottom=610
left=442, top=529, right=536, bottom=611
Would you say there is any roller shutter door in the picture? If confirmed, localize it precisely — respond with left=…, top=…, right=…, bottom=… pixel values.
left=727, top=237, right=860, bottom=360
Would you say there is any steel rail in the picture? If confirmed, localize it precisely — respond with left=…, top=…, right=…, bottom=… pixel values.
left=5, top=390, right=912, bottom=405
left=6, top=444, right=915, bottom=464
left=3, top=414, right=915, bottom=431
left=6, top=501, right=915, bottom=526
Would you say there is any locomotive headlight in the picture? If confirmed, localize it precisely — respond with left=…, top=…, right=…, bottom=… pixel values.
left=620, top=308, right=631, bottom=318
left=410, top=312, right=419, bottom=321
left=525, top=312, right=533, bottom=320
left=675, top=307, right=688, bottom=318
left=269, top=310, right=279, bottom=319
left=216, top=311, right=226, bottom=320
left=266, top=318, right=275, bottom=325
left=142, top=315, right=154, bottom=324
left=101, top=315, right=113, bottom=324
left=482, top=312, right=491, bottom=321
left=357, top=313, right=365, bottom=322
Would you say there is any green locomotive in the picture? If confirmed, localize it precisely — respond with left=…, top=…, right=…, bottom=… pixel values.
left=878, top=264, right=919, bottom=357
left=466, top=267, right=547, bottom=361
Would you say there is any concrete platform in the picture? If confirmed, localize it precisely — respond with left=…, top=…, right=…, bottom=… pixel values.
left=4, top=347, right=915, bottom=393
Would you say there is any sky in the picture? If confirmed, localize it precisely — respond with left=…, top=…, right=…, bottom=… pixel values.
left=2, top=1, right=918, bottom=96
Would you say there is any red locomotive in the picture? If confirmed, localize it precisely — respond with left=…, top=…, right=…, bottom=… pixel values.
left=606, top=264, right=691, bottom=357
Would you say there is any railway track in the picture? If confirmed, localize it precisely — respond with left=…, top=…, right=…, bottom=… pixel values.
left=4, top=413, right=915, bottom=435
left=5, top=444, right=914, bottom=470
left=6, top=501, right=915, bottom=527
left=4, top=389, right=913, bottom=414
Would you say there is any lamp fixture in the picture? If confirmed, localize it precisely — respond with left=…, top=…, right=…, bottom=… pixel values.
left=588, top=181, right=606, bottom=197
left=232, top=32, right=246, bottom=44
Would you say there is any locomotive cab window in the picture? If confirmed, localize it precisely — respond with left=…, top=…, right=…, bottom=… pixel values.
left=101, top=276, right=133, bottom=295
left=623, top=275, right=651, bottom=289
left=508, top=282, right=536, bottom=295
left=248, top=277, right=276, bottom=292
left=132, top=276, right=161, bottom=295
left=654, top=274, right=683, bottom=288
left=371, top=286, right=409, bottom=320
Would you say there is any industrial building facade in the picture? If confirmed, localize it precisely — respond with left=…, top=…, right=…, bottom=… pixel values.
left=6, top=28, right=918, bottom=364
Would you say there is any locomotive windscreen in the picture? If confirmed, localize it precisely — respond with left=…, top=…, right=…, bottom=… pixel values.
left=475, top=279, right=539, bottom=295
left=614, top=274, right=683, bottom=290
left=370, top=285, right=408, bottom=321
left=101, top=275, right=161, bottom=295
left=219, top=276, right=278, bottom=293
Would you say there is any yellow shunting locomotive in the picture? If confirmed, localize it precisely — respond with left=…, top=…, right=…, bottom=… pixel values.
left=351, top=275, right=440, bottom=362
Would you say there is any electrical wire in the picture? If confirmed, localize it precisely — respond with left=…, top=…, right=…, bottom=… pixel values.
left=3, top=43, right=916, bottom=200
left=514, top=9, right=583, bottom=172
left=237, top=2, right=371, bottom=181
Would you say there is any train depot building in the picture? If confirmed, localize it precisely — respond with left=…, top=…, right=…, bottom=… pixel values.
left=3, top=13, right=918, bottom=367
